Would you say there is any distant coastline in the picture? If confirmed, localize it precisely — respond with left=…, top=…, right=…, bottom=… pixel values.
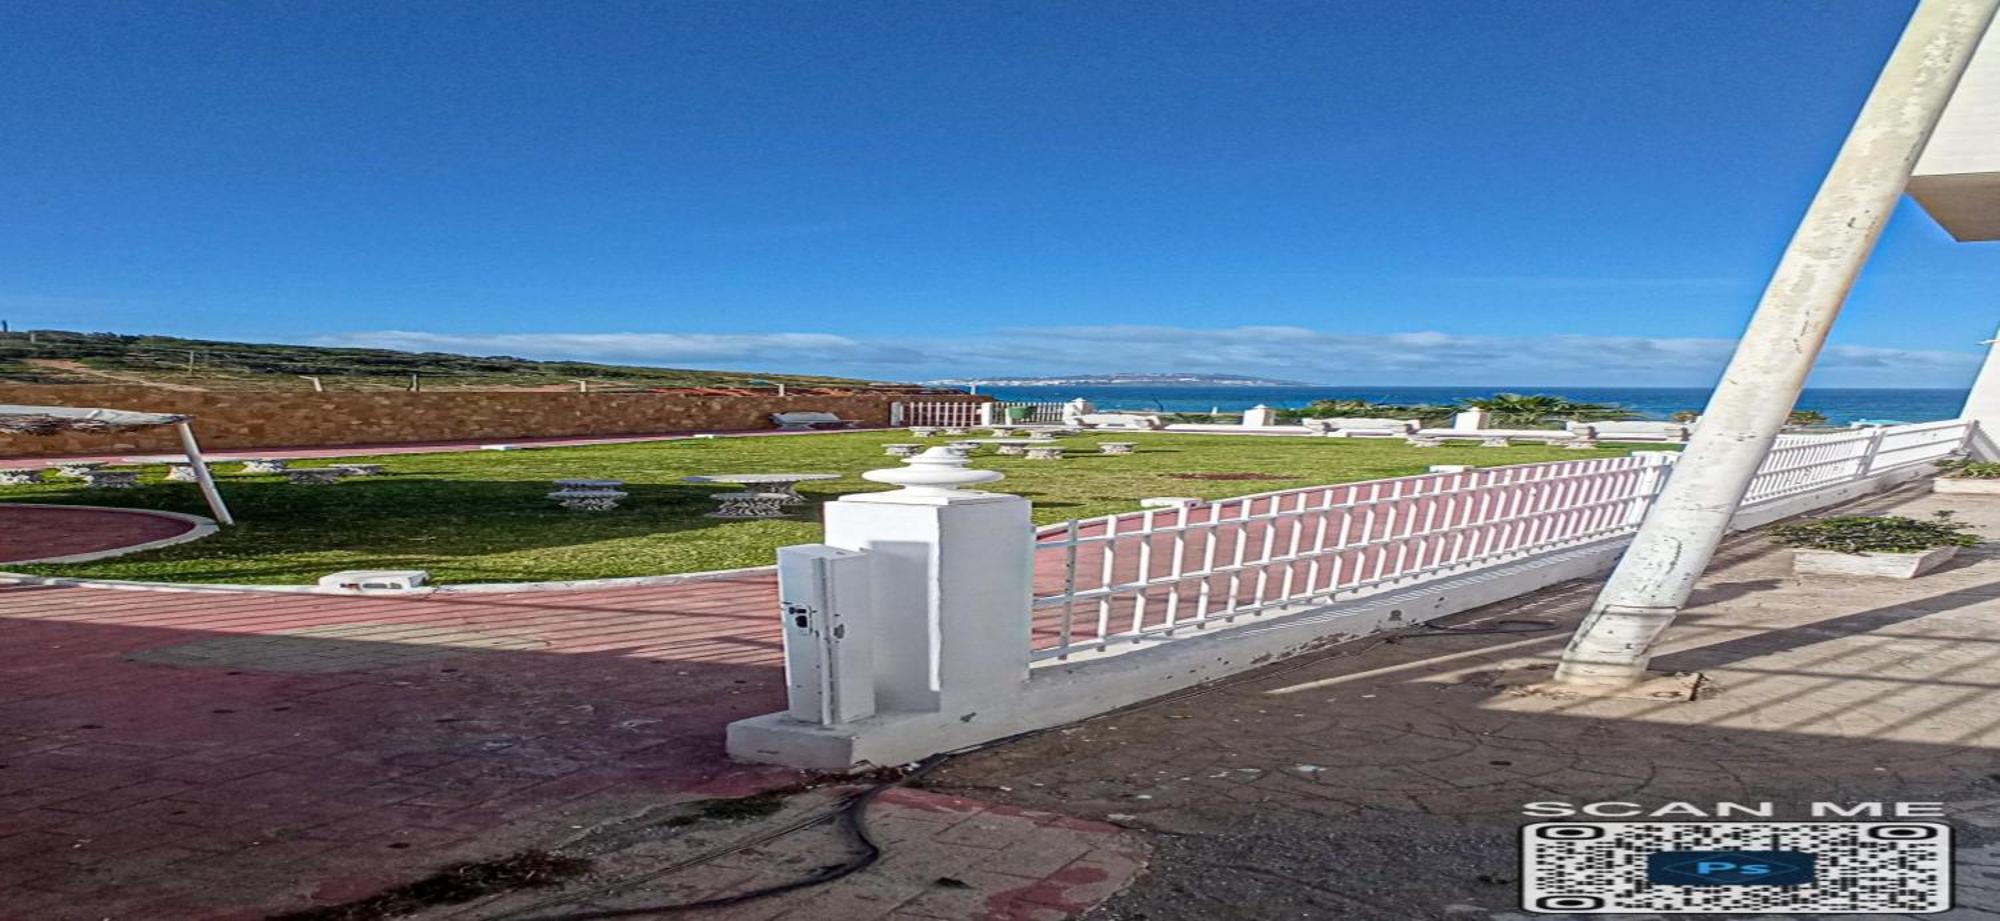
left=957, top=384, right=1971, bottom=426
left=927, top=372, right=1305, bottom=387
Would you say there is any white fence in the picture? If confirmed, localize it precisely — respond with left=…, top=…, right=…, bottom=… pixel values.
left=995, top=400, right=1069, bottom=424
left=1031, top=419, right=1973, bottom=662
left=894, top=400, right=986, bottom=428
left=733, top=417, right=1974, bottom=769
left=894, top=399, right=1073, bottom=427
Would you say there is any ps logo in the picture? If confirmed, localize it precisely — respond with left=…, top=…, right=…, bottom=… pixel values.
left=1648, top=850, right=1816, bottom=886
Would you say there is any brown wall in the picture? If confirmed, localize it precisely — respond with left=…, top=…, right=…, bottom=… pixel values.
left=0, top=385, right=986, bottom=458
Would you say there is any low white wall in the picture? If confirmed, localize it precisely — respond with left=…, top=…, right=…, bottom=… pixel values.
left=729, top=457, right=1950, bottom=770
left=729, top=536, right=1632, bottom=769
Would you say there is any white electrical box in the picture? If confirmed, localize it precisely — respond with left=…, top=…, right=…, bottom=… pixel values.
left=777, top=544, right=876, bottom=726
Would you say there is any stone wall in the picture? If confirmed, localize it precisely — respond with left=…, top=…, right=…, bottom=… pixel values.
left=0, top=386, right=985, bottom=458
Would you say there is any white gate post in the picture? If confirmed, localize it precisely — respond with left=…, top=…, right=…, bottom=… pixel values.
left=890, top=402, right=905, bottom=427
left=728, top=448, right=1035, bottom=768
left=825, top=448, right=1032, bottom=712
left=977, top=402, right=998, bottom=427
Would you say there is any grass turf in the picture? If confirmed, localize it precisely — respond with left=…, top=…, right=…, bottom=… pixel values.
left=2, top=432, right=1649, bottom=585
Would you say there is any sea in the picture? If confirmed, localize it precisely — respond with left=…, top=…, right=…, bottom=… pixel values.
left=968, top=385, right=1970, bottom=427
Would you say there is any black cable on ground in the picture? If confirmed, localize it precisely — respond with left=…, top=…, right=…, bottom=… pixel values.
left=491, top=610, right=1564, bottom=920
left=500, top=755, right=951, bottom=920
left=1388, top=618, right=1559, bottom=640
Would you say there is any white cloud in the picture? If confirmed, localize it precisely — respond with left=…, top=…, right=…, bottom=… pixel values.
left=316, top=326, right=1981, bottom=387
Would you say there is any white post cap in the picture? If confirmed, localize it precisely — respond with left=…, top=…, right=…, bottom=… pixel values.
left=862, top=446, right=1004, bottom=495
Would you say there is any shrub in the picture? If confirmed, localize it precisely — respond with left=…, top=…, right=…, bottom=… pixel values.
left=1455, top=393, right=1636, bottom=428
left=1788, top=409, right=1829, bottom=426
left=1768, top=512, right=1979, bottom=555
left=1939, top=459, right=2000, bottom=480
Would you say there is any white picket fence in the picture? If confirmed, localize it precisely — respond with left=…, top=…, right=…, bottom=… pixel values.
left=996, top=401, right=1069, bottom=424
left=895, top=399, right=1073, bottom=427
left=894, top=400, right=986, bottom=428
left=1030, top=420, right=1973, bottom=662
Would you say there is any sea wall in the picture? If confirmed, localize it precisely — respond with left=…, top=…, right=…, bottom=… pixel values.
left=0, top=385, right=985, bottom=458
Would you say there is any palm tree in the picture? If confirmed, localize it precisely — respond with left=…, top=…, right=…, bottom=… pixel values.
left=1300, top=398, right=1456, bottom=426
left=1457, top=393, right=1635, bottom=428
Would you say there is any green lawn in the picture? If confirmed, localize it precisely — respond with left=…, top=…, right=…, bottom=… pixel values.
left=2, top=432, right=1649, bottom=585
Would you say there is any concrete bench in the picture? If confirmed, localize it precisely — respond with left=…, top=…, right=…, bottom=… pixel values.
left=286, top=469, right=345, bottom=485
left=1568, top=421, right=1692, bottom=443
left=0, top=469, right=43, bottom=485
left=1414, top=429, right=1578, bottom=446
left=332, top=464, right=385, bottom=476
left=240, top=459, right=289, bottom=474
left=1303, top=417, right=1420, bottom=437
left=771, top=411, right=859, bottom=431
left=319, top=569, right=429, bottom=592
left=550, top=479, right=628, bottom=511
left=1098, top=442, right=1137, bottom=455
left=1076, top=412, right=1164, bottom=430
left=83, top=470, right=140, bottom=489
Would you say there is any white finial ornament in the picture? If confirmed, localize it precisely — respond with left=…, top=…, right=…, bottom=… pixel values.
left=863, top=446, right=1004, bottom=495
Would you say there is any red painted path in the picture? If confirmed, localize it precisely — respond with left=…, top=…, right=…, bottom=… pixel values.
left=0, top=505, right=200, bottom=564
left=0, top=576, right=795, bottom=918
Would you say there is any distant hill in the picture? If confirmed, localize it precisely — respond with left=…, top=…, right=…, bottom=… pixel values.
left=928, top=372, right=1309, bottom=387
left=0, top=330, right=915, bottom=393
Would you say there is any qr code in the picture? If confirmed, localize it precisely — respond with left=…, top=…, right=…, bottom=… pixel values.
left=1521, top=822, right=1951, bottom=914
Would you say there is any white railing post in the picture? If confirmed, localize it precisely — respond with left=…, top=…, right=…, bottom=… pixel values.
left=821, top=448, right=1033, bottom=713
left=730, top=447, right=1035, bottom=767
left=1858, top=426, right=1888, bottom=476
left=1625, top=451, right=1678, bottom=526
left=890, top=402, right=905, bottom=427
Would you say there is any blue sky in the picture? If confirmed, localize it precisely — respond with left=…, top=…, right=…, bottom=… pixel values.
left=3, top=1, right=1994, bottom=386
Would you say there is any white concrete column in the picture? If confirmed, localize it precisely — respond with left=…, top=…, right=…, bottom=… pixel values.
left=1960, top=326, right=2000, bottom=459
left=1063, top=398, right=1093, bottom=425
left=1556, top=0, right=2000, bottom=687
left=820, top=448, right=1034, bottom=712
left=1453, top=409, right=1489, bottom=431
left=174, top=422, right=233, bottom=526
left=1242, top=404, right=1279, bottom=427
left=976, top=402, right=997, bottom=427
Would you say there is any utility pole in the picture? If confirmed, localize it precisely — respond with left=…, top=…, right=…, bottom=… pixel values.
left=1556, top=0, right=1999, bottom=687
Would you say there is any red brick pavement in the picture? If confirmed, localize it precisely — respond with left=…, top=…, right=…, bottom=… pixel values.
left=0, top=576, right=1146, bottom=920
left=0, top=577, right=797, bottom=919
left=0, top=505, right=199, bottom=564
